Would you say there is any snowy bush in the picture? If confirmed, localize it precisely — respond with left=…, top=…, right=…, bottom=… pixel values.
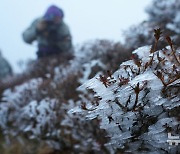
left=0, top=1, right=179, bottom=153
left=124, top=0, right=180, bottom=50
left=0, top=40, right=129, bottom=153
left=71, top=30, right=180, bottom=153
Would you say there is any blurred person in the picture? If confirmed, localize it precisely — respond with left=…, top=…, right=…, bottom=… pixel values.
left=0, top=50, right=13, bottom=80
left=22, top=5, right=73, bottom=58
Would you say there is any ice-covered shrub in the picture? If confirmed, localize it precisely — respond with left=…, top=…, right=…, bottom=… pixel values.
left=71, top=30, right=180, bottom=153
left=124, top=0, right=180, bottom=50
left=0, top=60, right=105, bottom=153
left=0, top=40, right=130, bottom=153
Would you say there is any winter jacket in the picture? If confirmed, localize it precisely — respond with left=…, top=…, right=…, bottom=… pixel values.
left=22, top=18, right=72, bottom=57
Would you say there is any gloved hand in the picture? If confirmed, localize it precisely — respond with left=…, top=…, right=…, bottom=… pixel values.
left=36, top=19, right=47, bottom=32
left=36, top=19, right=49, bottom=37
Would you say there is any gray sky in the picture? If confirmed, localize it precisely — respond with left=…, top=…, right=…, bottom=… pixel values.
left=0, top=0, right=151, bottom=72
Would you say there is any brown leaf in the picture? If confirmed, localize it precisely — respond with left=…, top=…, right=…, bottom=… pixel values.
left=99, top=75, right=109, bottom=87
left=81, top=102, right=87, bottom=110
left=131, top=54, right=141, bottom=67
left=119, top=76, right=129, bottom=86
left=166, top=36, right=173, bottom=49
left=107, top=70, right=112, bottom=78
left=154, top=28, right=162, bottom=41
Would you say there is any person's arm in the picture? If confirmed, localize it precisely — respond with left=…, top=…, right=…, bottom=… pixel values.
left=57, top=22, right=72, bottom=51
left=22, top=19, right=40, bottom=44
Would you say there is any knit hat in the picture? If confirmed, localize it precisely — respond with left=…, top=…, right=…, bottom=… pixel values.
left=43, top=5, right=64, bottom=21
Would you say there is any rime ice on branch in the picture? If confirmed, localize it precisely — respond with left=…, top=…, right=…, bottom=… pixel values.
left=73, top=30, right=180, bottom=153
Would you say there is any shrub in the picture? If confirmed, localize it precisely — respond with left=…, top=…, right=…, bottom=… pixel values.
left=71, top=30, right=180, bottom=153
left=0, top=40, right=130, bottom=153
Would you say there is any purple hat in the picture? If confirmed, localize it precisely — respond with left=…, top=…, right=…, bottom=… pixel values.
left=43, top=5, right=64, bottom=21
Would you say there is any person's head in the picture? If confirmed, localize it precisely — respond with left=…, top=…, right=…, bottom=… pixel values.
left=43, top=5, right=64, bottom=24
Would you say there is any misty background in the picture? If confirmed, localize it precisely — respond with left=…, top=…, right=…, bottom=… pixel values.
left=0, top=0, right=151, bottom=72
